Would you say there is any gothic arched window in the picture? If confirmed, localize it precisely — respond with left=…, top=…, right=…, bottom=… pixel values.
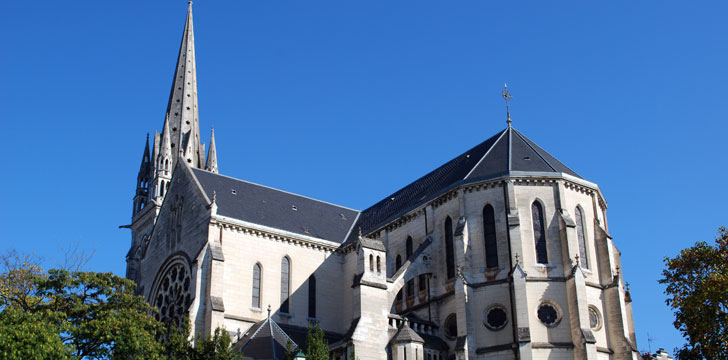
left=152, top=258, right=192, bottom=327
left=395, top=255, right=403, bottom=302
left=532, top=202, right=548, bottom=264
left=575, top=207, right=589, bottom=269
left=280, top=257, right=291, bottom=313
left=406, top=236, right=413, bottom=259
left=445, top=216, right=455, bottom=279
left=405, top=236, right=414, bottom=297
left=252, top=263, right=262, bottom=308
left=483, top=204, right=498, bottom=268
left=376, top=256, right=381, bottom=273
left=369, top=254, right=374, bottom=272
left=308, top=275, right=316, bottom=318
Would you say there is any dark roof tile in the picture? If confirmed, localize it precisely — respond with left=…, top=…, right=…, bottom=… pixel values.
left=346, top=126, right=581, bottom=244
left=191, top=168, right=359, bottom=243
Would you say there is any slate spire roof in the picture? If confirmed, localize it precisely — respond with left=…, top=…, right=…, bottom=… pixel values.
left=165, top=1, right=202, bottom=169
left=137, top=134, right=152, bottom=179
left=205, top=127, right=218, bottom=173
left=348, top=125, right=581, bottom=242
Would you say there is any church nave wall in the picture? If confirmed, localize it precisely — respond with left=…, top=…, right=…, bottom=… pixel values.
left=218, top=226, right=348, bottom=334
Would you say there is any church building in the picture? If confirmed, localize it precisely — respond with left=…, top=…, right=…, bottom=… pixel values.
left=125, top=4, right=641, bottom=359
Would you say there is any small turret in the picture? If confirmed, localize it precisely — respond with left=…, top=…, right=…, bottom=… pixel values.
left=133, top=134, right=152, bottom=216
left=152, top=117, right=173, bottom=201
left=205, top=127, right=218, bottom=173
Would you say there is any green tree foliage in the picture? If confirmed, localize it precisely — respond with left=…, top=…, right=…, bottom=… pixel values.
left=659, top=227, right=728, bottom=359
left=0, top=257, right=242, bottom=360
left=283, top=339, right=295, bottom=360
left=160, top=317, right=242, bottom=360
left=0, top=307, right=71, bottom=359
left=305, top=323, right=329, bottom=360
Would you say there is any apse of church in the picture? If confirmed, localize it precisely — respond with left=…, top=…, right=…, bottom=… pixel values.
left=125, top=3, right=641, bottom=360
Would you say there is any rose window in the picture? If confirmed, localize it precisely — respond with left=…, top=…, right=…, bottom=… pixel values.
left=483, top=305, right=508, bottom=331
left=153, top=262, right=192, bottom=326
left=537, top=302, right=562, bottom=327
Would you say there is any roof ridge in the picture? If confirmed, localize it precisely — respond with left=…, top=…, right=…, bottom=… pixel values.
left=189, top=168, right=360, bottom=212
left=511, top=128, right=558, bottom=172
left=270, top=319, right=299, bottom=350
left=342, top=212, right=361, bottom=243
left=464, top=127, right=509, bottom=179
left=244, top=318, right=269, bottom=345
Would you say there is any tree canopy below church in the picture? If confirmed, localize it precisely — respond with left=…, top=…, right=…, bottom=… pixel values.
left=0, top=251, right=242, bottom=360
left=659, top=227, right=728, bottom=359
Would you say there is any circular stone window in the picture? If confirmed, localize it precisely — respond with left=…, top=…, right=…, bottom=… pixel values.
left=483, top=305, right=508, bottom=331
left=537, top=302, right=562, bottom=327
left=444, top=314, right=458, bottom=340
left=152, top=261, right=192, bottom=327
left=588, top=305, right=602, bottom=330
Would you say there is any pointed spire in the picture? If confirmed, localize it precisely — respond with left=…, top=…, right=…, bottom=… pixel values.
left=165, top=1, right=202, bottom=169
left=205, top=127, right=218, bottom=173
left=159, top=116, right=173, bottom=173
left=139, top=133, right=151, bottom=171
left=137, top=134, right=152, bottom=189
left=501, top=83, right=512, bottom=126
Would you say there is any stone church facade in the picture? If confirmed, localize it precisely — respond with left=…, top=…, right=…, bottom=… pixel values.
left=125, top=4, right=641, bottom=359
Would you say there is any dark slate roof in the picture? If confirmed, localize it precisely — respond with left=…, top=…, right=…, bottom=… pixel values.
left=347, top=126, right=580, bottom=243
left=392, top=323, right=424, bottom=343
left=419, top=333, right=449, bottom=351
left=233, top=317, right=299, bottom=359
left=277, top=323, right=345, bottom=351
left=191, top=168, right=359, bottom=243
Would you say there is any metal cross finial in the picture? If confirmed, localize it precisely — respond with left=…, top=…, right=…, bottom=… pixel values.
left=575, top=254, right=580, bottom=267
left=267, top=304, right=271, bottom=318
left=514, top=253, right=520, bottom=266
left=501, top=83, right=512, bottom=125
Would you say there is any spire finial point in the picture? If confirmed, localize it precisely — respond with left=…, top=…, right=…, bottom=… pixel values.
left=501, top=83, right=512, bottom=126
left=267, top=304, right=271, bottom=318
left=188, top=1, right=193, bottom=6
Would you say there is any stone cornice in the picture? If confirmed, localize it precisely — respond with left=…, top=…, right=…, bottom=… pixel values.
left=364, top=173, right=608, bottom=240
left=210, top=214, right=341, bottom=253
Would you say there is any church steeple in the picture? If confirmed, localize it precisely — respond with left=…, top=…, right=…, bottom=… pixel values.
left=205, top=127, right=218, bottom=173
left=166, top=1, right=202, bottom=169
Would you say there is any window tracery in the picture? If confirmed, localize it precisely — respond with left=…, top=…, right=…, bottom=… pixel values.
left=152, top=260, right=192, bottom=327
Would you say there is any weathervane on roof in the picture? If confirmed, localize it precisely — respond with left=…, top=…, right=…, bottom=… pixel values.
left=501, top=83, right=512, bottom=126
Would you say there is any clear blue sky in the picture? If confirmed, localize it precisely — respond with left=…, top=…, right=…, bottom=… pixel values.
left=1, top=0, right=726, bottom=354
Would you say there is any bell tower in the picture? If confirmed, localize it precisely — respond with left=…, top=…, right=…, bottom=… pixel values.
left=127, top=2, right=217, bottom=281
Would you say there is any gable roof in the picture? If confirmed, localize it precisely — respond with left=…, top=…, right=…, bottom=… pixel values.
left=347, top=126, right=580, bottom=243
left=233, top=317, right=299, bottom=359
left=190, top=168, right=359, bottom=243
left=189, top=125, right=579, bottom=247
